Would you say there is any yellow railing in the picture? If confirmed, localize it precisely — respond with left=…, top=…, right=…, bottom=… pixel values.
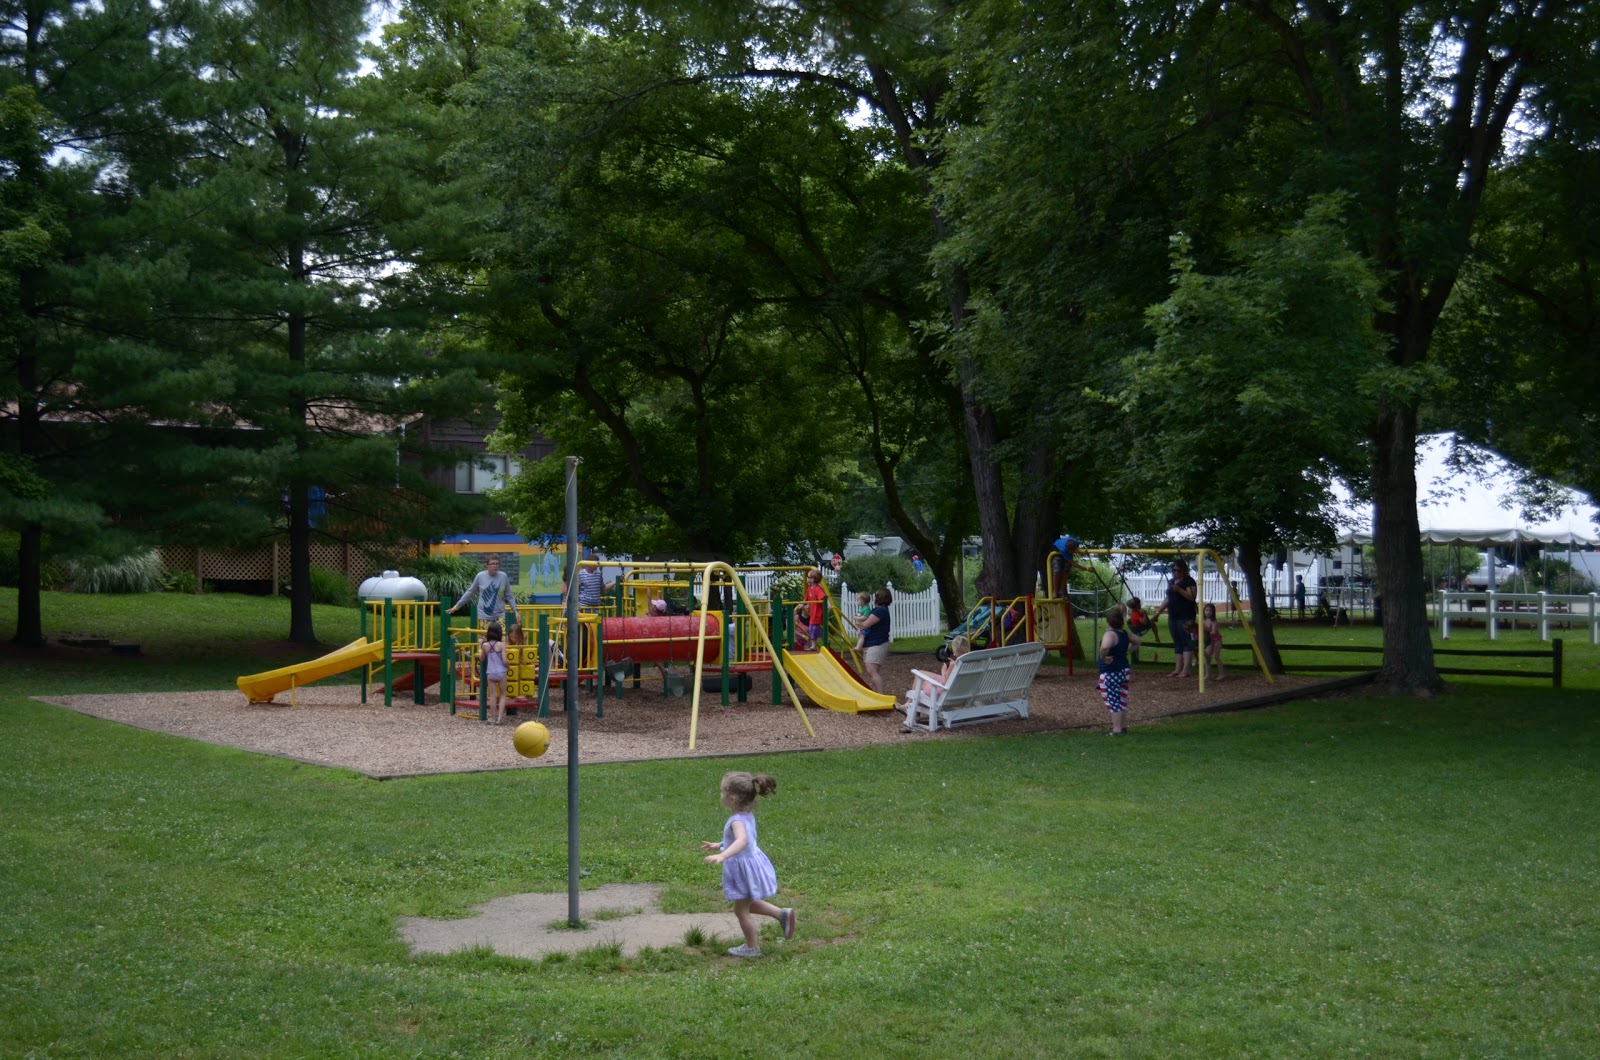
left=362, top=599, right=443, bottom=652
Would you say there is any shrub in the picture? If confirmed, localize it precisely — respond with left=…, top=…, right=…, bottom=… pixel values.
left=0, top=531, right=70, bottom=589
left=59, top=550, right=165, bottom=594
left=1504, top=562, right=1592, bottom=595
left=283, top=565, right=356, bottom=606
left=307, top=565, right=354, bottom=606
left=410, top=553, right=482, bottom=603
left=0, top=534, right=17, bottom=588
left=839, top=553, right=934, bottom=596
left=769, top=571, right=809, bottom=607
left=162, top=570, right=201, bottom=594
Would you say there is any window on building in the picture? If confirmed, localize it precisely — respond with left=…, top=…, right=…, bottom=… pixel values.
left=453, top=455, right=522, bottom=494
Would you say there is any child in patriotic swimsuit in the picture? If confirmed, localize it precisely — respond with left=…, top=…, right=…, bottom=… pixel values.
left=1098, top=605, right=1139, bottom=736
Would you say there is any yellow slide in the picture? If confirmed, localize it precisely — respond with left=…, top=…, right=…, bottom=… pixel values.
left=781, top=649, right=898, bottom=714
left=236, top=638, right=386, bottom=704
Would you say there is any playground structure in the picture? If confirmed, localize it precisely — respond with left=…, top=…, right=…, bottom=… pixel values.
left=1041, top=546, right=1272, bottom=691
left=235, top=637, right=385, bottom=705
left=235, top=561, right=891, bottom=743
left=940, top=546, right=1273, bottom=693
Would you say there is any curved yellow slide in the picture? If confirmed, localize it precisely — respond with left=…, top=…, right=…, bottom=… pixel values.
left=237, top=638, right=386, bottom=704
left=781, top=649, right=898, bottom=714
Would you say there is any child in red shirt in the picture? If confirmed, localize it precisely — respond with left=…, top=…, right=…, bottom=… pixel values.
left=804, top=569, right=827, bottom=648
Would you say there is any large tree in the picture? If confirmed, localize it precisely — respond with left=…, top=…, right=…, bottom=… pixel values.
left=930, top=0, right=1595, bottom=691
left=430, top=2, right=977, bottom=617
left=523, top=0, right=1061, bottom=598
left=1432, top=133, right=1600, bottom=498
left=1, top=0, right=227, bottom=645
left=1127, top=203, right=1386, bottom=669
left=144, top=0, right=487, bottom=643
left=1217, top=0, right=1594, bottom=692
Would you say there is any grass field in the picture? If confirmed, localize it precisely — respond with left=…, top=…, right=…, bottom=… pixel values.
left=3, top=590, right=1598, bottom=1056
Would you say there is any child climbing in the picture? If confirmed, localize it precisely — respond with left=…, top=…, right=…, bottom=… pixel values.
left=701, top=771, right=796, bottom=958
left=792, top=604, right=815, bottom=651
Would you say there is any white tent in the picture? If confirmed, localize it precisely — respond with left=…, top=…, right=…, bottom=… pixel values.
left=1335, top=434, right=1600, bottom=549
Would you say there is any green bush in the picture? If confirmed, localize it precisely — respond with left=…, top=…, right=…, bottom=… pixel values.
left=410, top=553, right=482, bottom=603
left=59, top=550, right=165, bottom=594
left=0, top=530, right=68, bottom=589
left=839, top=553, right=934, bottom=596
left=162, top=570, right=201, bottom=594
left=308, top=565, right=354, bottom=607
left=0, top=534, right=17, bottom=588
left=1504, top=563, right=1593, bottom=595
left=283, top=565, right=356, bottom=606
left=769, top=571, right=809, bottom=607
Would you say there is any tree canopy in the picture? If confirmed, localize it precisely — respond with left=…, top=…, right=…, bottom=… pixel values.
left=6, top=0, right=1596, bottom=672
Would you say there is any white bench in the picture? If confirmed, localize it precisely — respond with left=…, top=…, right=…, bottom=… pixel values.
left=903, top=642, right=1047, bottom=732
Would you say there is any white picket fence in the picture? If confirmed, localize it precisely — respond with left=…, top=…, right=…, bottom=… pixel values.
left=702, top=569, right=945, bottom=640
left=735, top=569, right=778, bottom=601
left=839, top=581, right=943, bottom=640
left=1119, top=571, right=1250, bottom=612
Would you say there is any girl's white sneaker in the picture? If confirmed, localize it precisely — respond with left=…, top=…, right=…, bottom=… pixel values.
left=727, top=944, right=762, bottom=958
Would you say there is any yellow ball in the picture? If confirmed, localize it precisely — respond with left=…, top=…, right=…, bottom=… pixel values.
left=513, top=721, right=551, bottom=759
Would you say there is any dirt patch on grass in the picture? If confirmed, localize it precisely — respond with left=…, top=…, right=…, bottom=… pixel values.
left=35, top=648, right=1340, bottom=778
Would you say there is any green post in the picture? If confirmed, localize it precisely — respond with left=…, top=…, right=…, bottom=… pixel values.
left=720, top=609, right=732, bottom=708
left=477, top=641, right=488, bottom=721
left=771, top=605, right=783, bottom=706
left=1553, top=637, right=1564, bottom=689
left=735, top=593, right=748, bottom=703
left=536, top=613, right=552, bottom=718
left=439, top=606, right=453, bottom=708
left=383, top=599, right=394, bottom=708
left=414, top=604, right=426, bottom=705
left=595, top=617, right=605, bottom=719
left=360, top=600, right=369, bottom=704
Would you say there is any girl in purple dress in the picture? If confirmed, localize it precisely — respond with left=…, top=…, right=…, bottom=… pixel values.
left=701, top=771, right=796, bottom=958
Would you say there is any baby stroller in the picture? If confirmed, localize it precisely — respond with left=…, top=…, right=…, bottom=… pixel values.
left=944, top=602, right=993, bottom=643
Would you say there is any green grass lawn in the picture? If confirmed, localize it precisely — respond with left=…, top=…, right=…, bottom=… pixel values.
left=0, top=588, right=364, bottom=693
left=910, top=608, right=1600, bottom=690
left=3, top=590, right=1599, bottom=1056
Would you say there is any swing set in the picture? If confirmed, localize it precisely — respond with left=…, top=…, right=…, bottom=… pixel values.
left=1035, top=546, right=1274, bottom=691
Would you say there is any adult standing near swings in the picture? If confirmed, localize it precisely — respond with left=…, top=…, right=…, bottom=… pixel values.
left=563, top=547, right=613, bottom=611
left=448, top=554, right=518, bottom=628
left=1153, top=559, right=1197, bottom=678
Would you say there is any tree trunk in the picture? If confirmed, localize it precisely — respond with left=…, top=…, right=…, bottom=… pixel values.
left=287, top=480, right=315, bottom=644
left=1372, top=403, right=1441, bottom=693
left=286, top=303, right=316, bottom=645
left=12, top=345, right=44, bottom=646
left=866, top=59, right=1047, bottom=608
left=927, top=543, right=969, bottom=631
left=13, top=523, right=44, bottom=647
left=1237, top=540, right=1283, bottom=674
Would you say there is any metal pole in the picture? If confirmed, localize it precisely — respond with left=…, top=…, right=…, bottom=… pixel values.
left=564, top=456, right=581, bottom=927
